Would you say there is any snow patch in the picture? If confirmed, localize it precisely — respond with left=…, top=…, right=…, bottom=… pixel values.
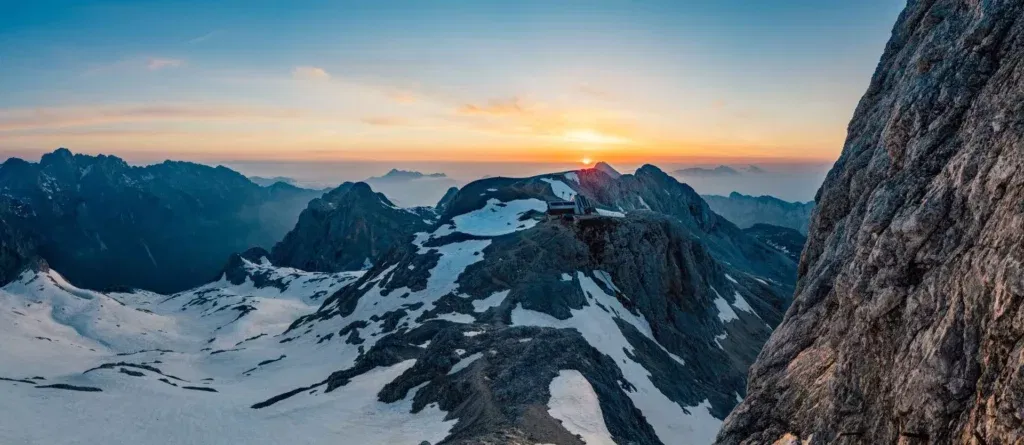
left=540, top=178, right=576, bottom=201
left=547, top=370, right=616, bottom=445
left=450, top=198, right=545, bottom=237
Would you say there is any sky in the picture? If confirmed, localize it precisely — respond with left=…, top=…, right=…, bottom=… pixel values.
left=0, top=0, right=906, bottom=170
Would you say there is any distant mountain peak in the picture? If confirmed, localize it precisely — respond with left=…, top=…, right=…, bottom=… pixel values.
left=593, top=161, right=621, bottom=178
left=369, top=169, right=448, bottom=182
left=673, top=165, right=740, bottom=177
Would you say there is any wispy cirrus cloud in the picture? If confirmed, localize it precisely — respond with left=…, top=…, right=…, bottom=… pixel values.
left=292, top=66, right=331, bottom=81
left=0, top=104, right=308, bottom=133
left=147, top=58, right=185, bottom=71
left=187, top=31, right=218, bottom=45
left=451, top=96, right=637, bottom=145
left=361, top=116, right=412, bottom=127
left=456, top=96, right=528, bottom=116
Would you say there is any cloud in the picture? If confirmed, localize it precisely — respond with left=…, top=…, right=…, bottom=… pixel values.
left=361, top=116, right=411, bottom=126
left=0, top=104, right=307, bottom=132
left=577, top=83, right=614, bottom=101
left=292, top=66, right=331, bottom=81
left=389, top=91, right=418, bottom=104
left=451, top=96, right=636, bottom=145
left=457, top=97, right=528, bottom=116
left=187, top=31, right=218, bottom=45
left=147, top=58, right=185, bottom=71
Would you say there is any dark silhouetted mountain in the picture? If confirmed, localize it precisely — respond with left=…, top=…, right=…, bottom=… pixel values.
left=673, top=165, right=740, bottom=177
left=435, top=186, right=459, bottom=213
left=594, top=161, right=622, bottom=178
left=702, top=192, right=814, bottom=234
left=744, top=165, right=765, bottom=174
left=363, top=169, right=460, bottom=207
left=716, top=2, right=1024, bottom=444
left=0, top=148, right=322, bottom=292
left=248, top=176, right=299, bottom=187
left=270, top=182, right=431, bottom=273
left=741, top=223, right=805, bottom=262
left=367, top=169, right=448, bottom=182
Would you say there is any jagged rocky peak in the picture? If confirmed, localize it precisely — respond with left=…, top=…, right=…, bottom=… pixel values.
left=0, top=148, right=323, bottom=293
left=270, top=181, right=430, bottom=273
left=435, top=186, right=459, bottom=212
left=270, top=185, right=792, bottom=443
left=716, top=1, right=1024, bottom=444
left=593, top=160, right=621, bottom=178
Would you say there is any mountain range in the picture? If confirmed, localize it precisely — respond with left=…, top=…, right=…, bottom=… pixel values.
left=0, top=148, right=323, bottom=293
left=702, top=192, right=814, bottom=234
left=364, top=168, right=461, bottom=208
left=0, top=158, right=798, bottom=444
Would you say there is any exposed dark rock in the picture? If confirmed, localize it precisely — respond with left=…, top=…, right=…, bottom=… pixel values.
left=270, top=182, right=430, bottom=272
left=716, top=1, right=1024, bottom=443
left=36, top=384, right=102, bottom=392
left=0, top=149, right=323, bottom=292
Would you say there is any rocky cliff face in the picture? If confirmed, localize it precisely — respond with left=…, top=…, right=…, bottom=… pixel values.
left=270, top=182, right=431, bottom=273
left=717, top=1, right=1024, bottom=443
left=0, top=149, right=323, bottom=292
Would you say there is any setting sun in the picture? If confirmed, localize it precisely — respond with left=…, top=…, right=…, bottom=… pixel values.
left=581, top=157, right=592, bottom=165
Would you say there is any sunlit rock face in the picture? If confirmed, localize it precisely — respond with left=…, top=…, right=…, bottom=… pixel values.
left=716, top=1, right=1024, bottom=443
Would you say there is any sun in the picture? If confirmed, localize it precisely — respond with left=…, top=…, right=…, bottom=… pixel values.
left=581, top=157, right=592, bottom=165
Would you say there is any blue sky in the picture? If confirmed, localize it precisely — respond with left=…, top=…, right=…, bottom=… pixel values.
left=1, top=0, right=906, bottom=164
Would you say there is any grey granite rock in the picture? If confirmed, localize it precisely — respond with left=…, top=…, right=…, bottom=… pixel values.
left=716, top=1, right=1024, bottom=443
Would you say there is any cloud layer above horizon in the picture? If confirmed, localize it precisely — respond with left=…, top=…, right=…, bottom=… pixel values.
left=1, top=0, right=905, bottom=164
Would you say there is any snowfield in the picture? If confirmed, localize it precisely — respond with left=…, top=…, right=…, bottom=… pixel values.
left=0, top=189, right=744, bottom=445
left=0, top=261, right=456, bottom=445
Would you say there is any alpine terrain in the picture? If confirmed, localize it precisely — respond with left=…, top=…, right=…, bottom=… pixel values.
left=717, top=1, right=1024, bottom=443
left=0, top=162, right=796, bottom=445
left=0, top=149, right=324, bottom=293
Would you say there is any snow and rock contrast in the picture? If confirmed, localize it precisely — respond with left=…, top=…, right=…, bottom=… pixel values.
left=1, top=162, right=797, bottom=444
left=716, top=1, right=1024, bottom=443
left=270, top=182, right=433, bottom=273
left=0, top=149, right=324, bottom=293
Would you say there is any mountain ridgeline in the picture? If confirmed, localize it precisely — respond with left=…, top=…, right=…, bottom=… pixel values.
left=702, top=192, right=814, bottom=234
left=269, top=181, right=434, bottom=273
left=717, top=1, right=1024, bottom=443
left=0, top=148, right=323, bottom=293
left=0, top=157, right=801, bottom=444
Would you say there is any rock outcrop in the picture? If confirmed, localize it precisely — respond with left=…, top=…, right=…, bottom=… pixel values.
left=0, top=149, right=323, bottom=292
left=717, top=1, right=1024, bottom=443
left=270, top=182, right=430, bottom=273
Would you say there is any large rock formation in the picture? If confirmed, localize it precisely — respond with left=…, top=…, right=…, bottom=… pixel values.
left=0, top=149, right=323, bottom=292
left=717, top=1, right=1024, bottom=443
left=270, top=182, right=431, bottom=273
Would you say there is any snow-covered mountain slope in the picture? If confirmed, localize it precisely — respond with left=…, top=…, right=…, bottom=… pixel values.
left=0, top=257, right=459, bottom=445
left=0, top=164, right=794, bottom=445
